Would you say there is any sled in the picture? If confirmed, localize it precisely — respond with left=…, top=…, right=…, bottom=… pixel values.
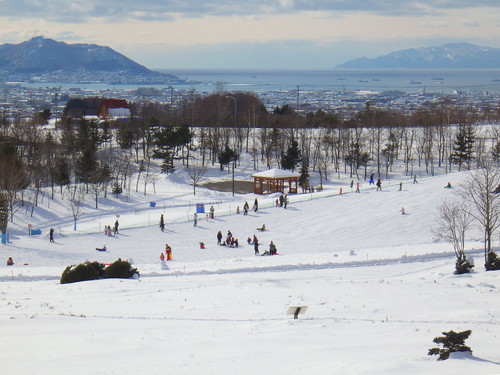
left=96, top=247, right=107, bottom=252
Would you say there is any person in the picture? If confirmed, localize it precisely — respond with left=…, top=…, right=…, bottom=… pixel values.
left=350, top=180, right=354, bottom=189
left=284, top=194, right=288, bottom=209
left=356, top=183, right=360, bottom=193
left=399, top=182, right=403, bottom=191
left=159, top=214, right=165, bottom=231
left=210, top=205, right=215, bottom=219
left=279, top=194, right=284, bottom=207
left=269, top=241, right=277, bottom=255
left=369, top=173, right=374, bottom=185
left=217, top=231, right=223, bottom=245
left=159, top=252, right=165, bottom=261
left=193, top=212, right=198, bottom=227
left=114, top=219, right=119, bottom=234
left=257, top=224, right=266, bottom=231
left=413, top=175, right=418, bottom=184
left=254, top=237, right=259, bottom=255
left=247, top=236, right=252, bottom=245
left=7, top=257, right=14, bottom=266
left=253, top=198, right=258, bottom=212
left=445, top=182, right=452, bottom=189
left=400, top=207, right=406, bottom=215
left=376, top=178, right=382, bottom=191
left=243, top=202, right=249, bottom=215
left=262, top=241, right=277, bottom=256
left=96, top=245, right=107, bottom=251
left=199, top=242, right=205, bottom=249
left=165, top=244, right=172, bottom=261
left=49, top=227, right=55, bottom=243
left=339, top=187, right=343, bottom=196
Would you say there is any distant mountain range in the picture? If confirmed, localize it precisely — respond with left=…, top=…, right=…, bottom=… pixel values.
left=0, top=37, right=183, bottom=84
left=336, top=43, right=500, bottom=69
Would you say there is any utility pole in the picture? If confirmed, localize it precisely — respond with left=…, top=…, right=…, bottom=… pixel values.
left=296, top=86, right=300, bottom=137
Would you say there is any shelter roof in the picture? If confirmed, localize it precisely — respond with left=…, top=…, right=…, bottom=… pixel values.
left=252, top=168, right=300, bottom=178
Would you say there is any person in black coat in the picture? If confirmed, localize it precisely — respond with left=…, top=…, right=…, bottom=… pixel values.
left=217, top=231, right=223, bottom=245
left=254, top=238, right=259, bottom=255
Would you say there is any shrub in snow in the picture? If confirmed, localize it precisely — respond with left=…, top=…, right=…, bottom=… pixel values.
left=112, top=182, right=122, bottom=195
left=428, top=330, right=472, bottom=360
left=104, top=258, right=139, bottom=279
left=60, top=261, right=105, bottom=284
left=455, top=255, right=474, bottom=274
left=60, top=259, right=138, bottom=284
left=485, top=251, right=500, bottom=271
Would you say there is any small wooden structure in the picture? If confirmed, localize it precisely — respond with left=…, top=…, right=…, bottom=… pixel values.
left=252, top=169, right=300, bottom=195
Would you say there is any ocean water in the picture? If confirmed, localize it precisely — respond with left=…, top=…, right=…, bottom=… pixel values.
left=20, top=69, right=500, bottom=95
left=160, top=68, right=500, bottom=94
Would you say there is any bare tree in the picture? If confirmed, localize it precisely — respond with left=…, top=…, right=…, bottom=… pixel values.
left=68, top=187, right=85, bottom=231
left=457, top=159, right=500, bottom=268
left=432, top=199, right=474, bottom=273
left=186, top=158, right=207, bottom=195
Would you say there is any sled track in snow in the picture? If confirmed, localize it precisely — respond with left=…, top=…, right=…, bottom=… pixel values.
left=0, top=249, right=486, bottom=282
left=149, top=249, right=485, bottom=278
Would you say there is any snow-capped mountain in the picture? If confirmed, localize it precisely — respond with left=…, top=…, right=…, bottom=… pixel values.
left=336, top=43, right=500, bottom=69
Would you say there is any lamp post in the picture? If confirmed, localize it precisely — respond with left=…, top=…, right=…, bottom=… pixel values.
left=226, top=95, right=237, bottom=196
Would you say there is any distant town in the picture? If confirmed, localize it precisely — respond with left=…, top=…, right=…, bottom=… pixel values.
left=1, top=73, right=499, bottom=124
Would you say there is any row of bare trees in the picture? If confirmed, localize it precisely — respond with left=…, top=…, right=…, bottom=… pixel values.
left=1, top=95, right=498, bottom=237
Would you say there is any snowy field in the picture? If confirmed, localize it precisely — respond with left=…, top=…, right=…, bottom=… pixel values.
left=1, top=163, right=499, bottom=375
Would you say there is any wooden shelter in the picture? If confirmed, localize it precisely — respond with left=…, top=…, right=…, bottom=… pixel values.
left=252, top=169, right=300, bottom=195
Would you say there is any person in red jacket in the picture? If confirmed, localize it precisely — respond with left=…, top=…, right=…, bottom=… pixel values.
left=165, top=244, right=172, bottom=260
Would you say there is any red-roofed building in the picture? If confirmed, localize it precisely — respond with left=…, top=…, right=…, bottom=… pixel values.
left=97, top=99, right=131, bottom=120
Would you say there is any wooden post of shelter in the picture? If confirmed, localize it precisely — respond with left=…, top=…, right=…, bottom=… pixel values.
left=252, top=169, right=300, bottom=195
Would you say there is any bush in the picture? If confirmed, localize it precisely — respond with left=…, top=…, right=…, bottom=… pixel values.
left=61, top=261, right=105, bottom=284
left=485, top=251, right=500, bottom=271
left=60, top=259, right=138, bottom=284
left=112, top=182, right=122, bottom=195
left=455, top=255, right=474, bottom=274
left=104, top=258, right=139, bottom=279
left=428, top=330, right=472, bottom=360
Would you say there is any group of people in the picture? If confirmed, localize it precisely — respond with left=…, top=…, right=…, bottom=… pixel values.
left=160, top=244, right=173, bottom=261
left=274, top=194, right=288, bottom=208
left=241, top=199, right=258, bottom=215
left=104, top=220, right=119, bottom=236
left=217, top=230, right=239, bottom=247
left=246, top=234, right=277, bottom=256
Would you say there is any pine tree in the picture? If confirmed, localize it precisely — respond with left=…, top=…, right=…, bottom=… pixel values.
left=450, top=125, right=475, bottom=171
left=281, top=138, right=301, bottom=172
left=428, top=330, right=472, bottom=360
left=298, top=159, right=310, bottom=192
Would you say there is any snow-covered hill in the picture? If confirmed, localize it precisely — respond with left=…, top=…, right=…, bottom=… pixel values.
left=1, top=164, right=499, bottom=374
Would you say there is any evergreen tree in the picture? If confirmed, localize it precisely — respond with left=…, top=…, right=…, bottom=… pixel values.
left=298, top=159, right=310, bottom=192
left=52, top=157, right=71, bottom=191
left=428, top=330, right=472, bottom=360
left=218, top=146, right=238, bottom=171
left=75, top=146, right=98, bottom=183
left=281, top=138, right=301, bottom=172
left=450, top=125, right=475, bottom=171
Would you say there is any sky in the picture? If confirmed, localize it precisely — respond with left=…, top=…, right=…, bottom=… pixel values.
left=1, top=0, right=499, bottom=69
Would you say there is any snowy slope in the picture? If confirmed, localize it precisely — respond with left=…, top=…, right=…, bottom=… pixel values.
left=0, top=166, right=499, bottom=375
